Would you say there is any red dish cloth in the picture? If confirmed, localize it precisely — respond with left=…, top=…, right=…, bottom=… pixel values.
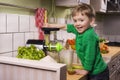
left=35, top=8, right=47, bottom=40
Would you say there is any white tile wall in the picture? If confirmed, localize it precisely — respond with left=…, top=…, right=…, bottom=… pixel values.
left=19, top=15, right=30, bottom=32
left=95, top=15, right=120, bottom=42
left=0, top=34, right=12, bottom=53
left=13, top=51, right=17, bottom=57
left=25, top=32, right=34, bottom=43
left=47, top=29, right=75, bottom=44
left=13, top=33, right=25, bottom=51
left=57, top=30, right=75, bottom=42
left=56, top=18, right=75, bottom=42
left=102, top=35, right=109, bottom=40
left=0, top=13, right=6, bottom=33
left=7, top=14, right=19, bottom=32
left=30, top=16, right=37, bottom=32
left=33, top=32, right=39, bottom=39
left=0, top=13, right=39, bottom=56
left=0, top=52, right=12, bottom=57
left=57, top=18, right=65, bottom=24
left=115, top=35, right=120, bottom=42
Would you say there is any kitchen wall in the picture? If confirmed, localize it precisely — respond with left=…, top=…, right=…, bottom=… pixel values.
left=1, top=0, right=120, bottom=58
left=0, top=13, right=38, bottom=57
left=0, top=0, right=52, bottom=15
left=0, top=0, right=52, bottom=57
left=95, top=14, right=120, bottom=42
left=0, top=0, right=75, bottom=57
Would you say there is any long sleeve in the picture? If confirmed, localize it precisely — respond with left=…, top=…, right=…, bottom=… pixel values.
left=83, top=34, right=97, bottom=71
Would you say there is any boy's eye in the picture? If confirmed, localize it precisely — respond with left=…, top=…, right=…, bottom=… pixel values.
left=73, top=20, right=77, bottom=22
left=79, top=19, right=84, bottom=22
left=73, top=19, right=84, bottom=22
left=80, top=20, right=84, bottom=22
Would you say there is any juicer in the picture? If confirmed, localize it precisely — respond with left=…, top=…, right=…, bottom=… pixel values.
left=26, top=28, right=63, bottom=56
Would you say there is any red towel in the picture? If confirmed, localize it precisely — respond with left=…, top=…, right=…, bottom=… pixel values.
left=35, top=8, right=47, bottom=40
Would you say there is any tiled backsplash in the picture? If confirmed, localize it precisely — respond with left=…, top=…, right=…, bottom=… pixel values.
left=95, top=15, right=120, bottom=42
left=0, top=14, right=6, bottom=32
left=0, top=15, right=74, bottom=57
left=7, top=14, right=19, bottom=32
left=0, top=13, right=38, bottom=56
left=0, top=34, right=12, bottom=53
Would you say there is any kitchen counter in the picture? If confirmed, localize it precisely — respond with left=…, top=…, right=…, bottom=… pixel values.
left=0, top=56, right=66, bottom=80
left=67, top=73, right=87, bottom=80
left=102, top=46, right=120, bottom=59
left=67, top=46, right=120, bottom=80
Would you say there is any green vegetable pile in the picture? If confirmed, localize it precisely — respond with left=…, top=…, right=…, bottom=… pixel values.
left=17, top=44, right=45, bottom=60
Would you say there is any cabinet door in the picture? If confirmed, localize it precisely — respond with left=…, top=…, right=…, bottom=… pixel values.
left=56, top=0, right=78, bottom=7
left=101, top=0, right=107, bottom=12
left=116, top=65, right=120, bottom=80
left=56, top=0, right=90, bottom=7
left=110, top=71, right=116, bottom=80
left=79, top=0, right=90, bottom=4
left=108, top=57, right=118, bottom=75
left=90, top=0, right=107, bottom=12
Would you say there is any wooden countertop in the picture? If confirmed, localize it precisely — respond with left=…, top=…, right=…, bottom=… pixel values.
left=102, top=46, right=120, bottom=59
left=67, top=46, right=120, bottom=80
left=67, top=73, right=87, bottom=80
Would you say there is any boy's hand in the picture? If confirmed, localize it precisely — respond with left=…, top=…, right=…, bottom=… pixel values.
left=43, top=23, right=67, bottom=30
left=43, top=23, right=49, bottom=27
left=75, top=69, right=89, bottom=75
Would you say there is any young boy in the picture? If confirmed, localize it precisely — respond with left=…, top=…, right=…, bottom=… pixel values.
left=43, top=3, right=109, bottom=80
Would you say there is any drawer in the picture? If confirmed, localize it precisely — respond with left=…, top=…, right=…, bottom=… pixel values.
left=117, top=53, right=120, bottom=64
left=109, top=71, right=117, bottom=80
left=108, top=57, right=118, bottom=75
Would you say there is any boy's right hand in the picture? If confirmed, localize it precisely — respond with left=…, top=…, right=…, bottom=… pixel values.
left=43, top=23, right=67, bottom=30
left=43, top=23, right=49, bottom=28
left=75, top=69, right=89, bottom=75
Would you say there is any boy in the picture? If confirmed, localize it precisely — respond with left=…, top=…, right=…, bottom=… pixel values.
left=43, top=3, right=109, bottom=80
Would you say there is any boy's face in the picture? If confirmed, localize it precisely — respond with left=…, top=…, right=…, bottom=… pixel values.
left=72, top=12, right=94, bottom=33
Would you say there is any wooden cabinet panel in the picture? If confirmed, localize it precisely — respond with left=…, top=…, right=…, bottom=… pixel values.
left=110, top=71, right=117, bottom=80
left=108, top=57, right=118, bottom=75
left=56, top=0, right=90, bottom=7
left=109, top=52, right=120, bottom=80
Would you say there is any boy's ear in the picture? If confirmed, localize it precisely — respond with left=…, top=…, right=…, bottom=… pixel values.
left=90, top=18, right=95, bottom=26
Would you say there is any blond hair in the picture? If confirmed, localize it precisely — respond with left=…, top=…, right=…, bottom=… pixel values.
left=72, top=3, right=95, bottom=19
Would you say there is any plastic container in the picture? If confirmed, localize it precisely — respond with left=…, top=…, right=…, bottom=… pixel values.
left=60, top=49, right=74, bottom=68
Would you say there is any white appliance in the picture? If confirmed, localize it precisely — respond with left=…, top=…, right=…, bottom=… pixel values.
left=56, top=0, right=90, bottom=7
left=90, top=0, right=107, bottom=12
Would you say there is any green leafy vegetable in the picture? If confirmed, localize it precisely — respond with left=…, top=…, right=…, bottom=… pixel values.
left=17, top=44, right=45, bottom=60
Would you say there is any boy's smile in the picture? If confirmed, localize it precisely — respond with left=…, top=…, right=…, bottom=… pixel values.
left=72, top=12, right=93, bottom=33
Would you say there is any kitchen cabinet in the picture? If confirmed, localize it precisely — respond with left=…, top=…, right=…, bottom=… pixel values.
left=0, top=56, right=66, bottom=80
left=107, top=0, right=120, bottom=12
left=56, top=0, right=90, bottom=7
left=109, top=71, right=117, bottom=80
left=90, top=0, right=107, bottom=12
left=116, top=65, right=120, bottom=80
left=108, top=51, right=120, bottom=80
